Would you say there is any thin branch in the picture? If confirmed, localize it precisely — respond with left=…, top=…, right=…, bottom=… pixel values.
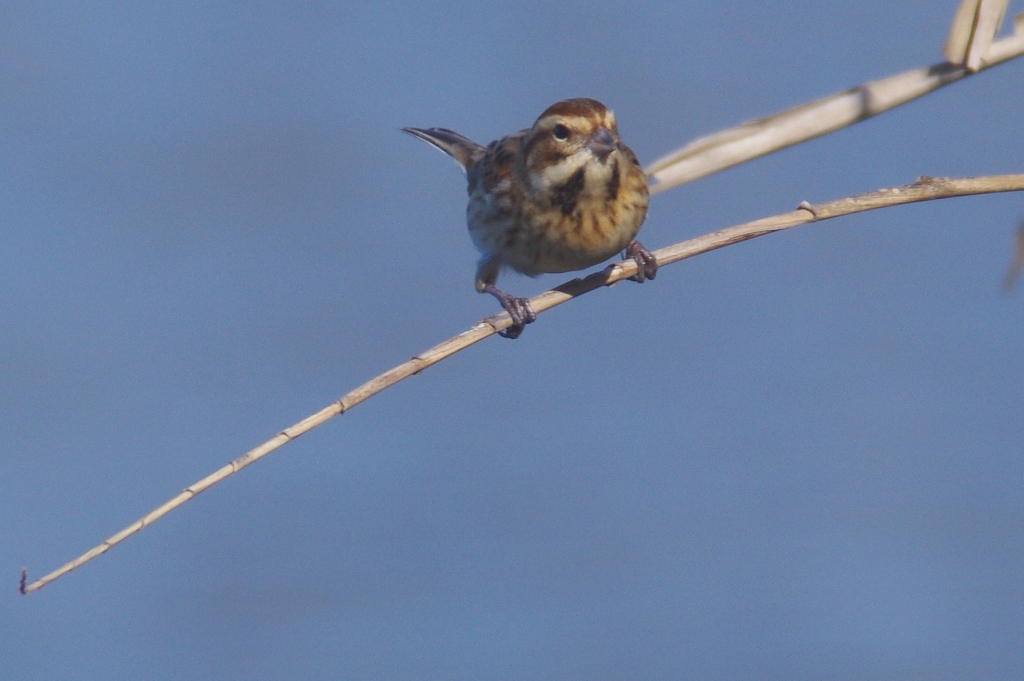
left=20, top=173, right=1024, bottom=595
left=646, top=4, right=1024, bottom=194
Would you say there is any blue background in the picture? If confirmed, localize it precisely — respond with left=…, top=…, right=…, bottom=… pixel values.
left=4, top=2, right=1024, bottom=678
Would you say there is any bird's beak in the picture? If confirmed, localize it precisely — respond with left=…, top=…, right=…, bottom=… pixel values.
left=586, top=126, right=617, bottom=161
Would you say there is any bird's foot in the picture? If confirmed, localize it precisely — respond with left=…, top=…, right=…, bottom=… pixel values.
left=625, top=240, right=658, bottom=283
left=484, top=284, right=536, bottom=339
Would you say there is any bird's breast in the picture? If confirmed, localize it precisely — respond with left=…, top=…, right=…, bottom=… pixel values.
left=467, top=150, right=649, bottom=276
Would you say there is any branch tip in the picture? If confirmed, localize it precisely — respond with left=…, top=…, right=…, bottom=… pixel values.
left=19, top=568, right=28, bottom=595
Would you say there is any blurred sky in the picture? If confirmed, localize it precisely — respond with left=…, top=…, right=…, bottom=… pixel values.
left=3, top=2, right=1024, bottom=679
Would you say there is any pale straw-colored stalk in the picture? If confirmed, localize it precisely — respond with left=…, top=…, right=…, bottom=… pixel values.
left=645, top=0, right=1024, bottom=194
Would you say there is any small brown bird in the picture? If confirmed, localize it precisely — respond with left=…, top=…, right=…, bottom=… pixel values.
left=404, top=98, right=656, bottom=338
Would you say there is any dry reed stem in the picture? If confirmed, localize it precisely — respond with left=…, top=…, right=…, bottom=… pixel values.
left=20, top=173, right=1024, bottom=595
left=647, top=3, right=1024, bottom=194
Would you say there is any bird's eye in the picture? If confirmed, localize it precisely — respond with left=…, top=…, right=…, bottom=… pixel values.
left=552, top=124, right=570, bottom=141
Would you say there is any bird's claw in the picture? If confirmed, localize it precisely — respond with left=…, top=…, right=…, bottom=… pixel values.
left=498, top=296, right=536, bottom=339
left=484, top=284, right=536, bottom=339
left=625, top=240, right=658, bottom=283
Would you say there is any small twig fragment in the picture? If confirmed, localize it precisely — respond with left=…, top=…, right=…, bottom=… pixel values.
left=1003, top=218, right=1024, bottom=290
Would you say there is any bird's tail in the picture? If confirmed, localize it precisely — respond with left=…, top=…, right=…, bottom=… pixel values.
left=402, top=127, right=485, bottom=174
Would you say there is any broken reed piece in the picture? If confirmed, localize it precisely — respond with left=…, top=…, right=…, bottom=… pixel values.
left=947, top=0, right=1024, bottom=69
left=944, top=0, right=1009, bottom=68
left=943, top=0, right=1024, bottom=70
